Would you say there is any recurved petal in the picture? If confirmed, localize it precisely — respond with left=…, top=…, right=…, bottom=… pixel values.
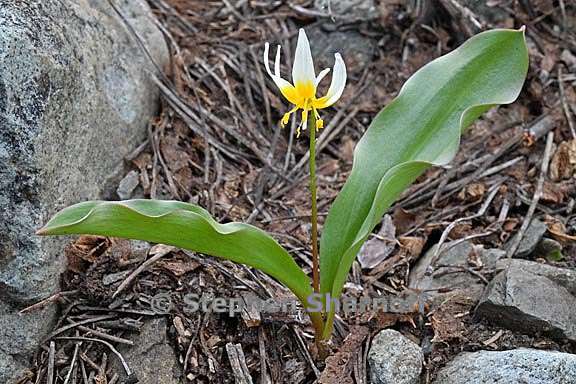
left=292, top=29, right=316, bottom=86
left=314, top=53, right=347, bottom=109
left=264, top=42, right=301, bottom=105
left=264, top=42, right=276, bottom=79
left=315, top=68, right=330, bottom=87
left=274, top=45, right=282, bottom=77
left=276, top=79, right=301, bottom=106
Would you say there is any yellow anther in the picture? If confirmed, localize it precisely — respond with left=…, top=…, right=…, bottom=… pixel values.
left=301, top=106, right=309, bottom=122
left=263, top=28, right=347, bottom=139
left=281, top=113, right=291, bottom=127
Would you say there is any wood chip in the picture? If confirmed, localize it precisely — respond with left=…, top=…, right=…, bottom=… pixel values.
left=482, top=330, right=504, bottom=347
left=225, top=343, right=253, bottom=384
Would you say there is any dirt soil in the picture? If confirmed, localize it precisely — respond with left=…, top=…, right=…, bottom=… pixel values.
left=24, top=1, right=576, bottom=383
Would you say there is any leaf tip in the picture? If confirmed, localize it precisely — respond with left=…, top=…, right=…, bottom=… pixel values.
left=36, top=227, right=48, bottom=236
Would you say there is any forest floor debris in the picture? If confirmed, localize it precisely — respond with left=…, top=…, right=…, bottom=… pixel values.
left=22, top=1, right=576, bottom=383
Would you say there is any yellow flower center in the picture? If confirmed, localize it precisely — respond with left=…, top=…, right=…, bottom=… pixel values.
left=280, top=80, right=324, bottom=135
left=295, top=81, right=316, bottom=102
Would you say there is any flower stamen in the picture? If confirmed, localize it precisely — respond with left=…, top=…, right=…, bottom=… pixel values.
left=282, top=106, right=299, bottom=127
left=264, top=28, right=346, bottom=137
left=301, top=100, right=309, bottom=127
left=312, top=107, right=323, bottom=130
left=297, top=101, right=310, bottom=138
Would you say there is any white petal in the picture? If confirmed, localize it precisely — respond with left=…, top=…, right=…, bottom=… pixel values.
left=315, top=68, right=330, bottom=87
left=292, top=29, right=316, bottom=85
left=264, top=42, right=274, bottom=78
left=274, top=45, right=281, bottom=77
left=264, top=42, right=299, bottom=105
left=318, top=53, right=346, bottom=108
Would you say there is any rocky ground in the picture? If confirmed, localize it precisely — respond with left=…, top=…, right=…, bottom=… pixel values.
left=0, top=0, right=168, bottom=381
left=2, top=0, right=576, bottom=383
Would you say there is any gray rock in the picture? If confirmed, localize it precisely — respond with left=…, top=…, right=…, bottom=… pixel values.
left=314, top=0, right=376, bottom=20
left=495, top=259, right=576, bottom=295
left=114, top=318, right=182, bottom=384
left=506, top=218, right=548, bottom=258
left=457, top=0, right=511, bottom=26
left=368, top=329, right=423, bottom=384
left=438, top=0, right=512, bottom=38
left=0, top=353, right=26, bottom=384
left=0, top=300, right=56, bottom=383
left=0, top=0, right=168, bottom=381
left=476, top=260, right=576, bottom=342
left=116, top=170, right=141, bottom=200
left=0, top=0, right=167, bottom=301
left=130, top=239, right=152, bottom=260
left=307, top=27, right=376, bottom=75
left=433, top=349, right=576, bottom=384
left=409, top=241, right=505, bottom=304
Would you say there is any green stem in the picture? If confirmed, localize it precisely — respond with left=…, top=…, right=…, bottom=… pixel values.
left=321, top=309, right=335, bottom=340
left=308, top=117, right=328, bottom=354
left=308, top=117, right=320, bottom=294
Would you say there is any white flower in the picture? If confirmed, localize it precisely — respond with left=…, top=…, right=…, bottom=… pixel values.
left=264, top=28, right=347, bottom=136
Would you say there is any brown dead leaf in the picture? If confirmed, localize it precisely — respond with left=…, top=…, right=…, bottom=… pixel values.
left=539, top=40, right=559, bottom=73
left=503, top=218, right=519, bottom=232
left=458, top=182, right=486, bottom=201
left=317, top=326, right=369, bottom=384
left=545, top=216, right=576, bottom=242
left=450, top=222, right=473, bottom=239
left=527, top=81, right=543, bottom=105
left=373, top=312, right=416, bottom=329
left=358, top=215, right=396, bottom=269
left=550, top=139, right=576, bottom=181
left=174, top=166, right=195, bottom=193
left=222, top=174, right=242, bottom=200
left=365, top=237, right=424, bottom=281
left=541, top=181, right=567, bottom=204
left=541, top=51, right=558, bottom=73
left=430, top=293, right=475, bottom=343
left=132, top=152, right=151, bottom=171
left=340, top=135, right=356, bottom=163
left=506, top=159, right=528, bottom=181
left=65, top=236, right=109, bottom=273
left=393, top=207, right=420, bottom=234
left=398, top=236, right=425, bottom=258
left=157, top=259, right=200, bottom=276
left=65, top=247, right=88, bottom=274
left=71, top=235, right=108, bottom=261
left=161, top=139, right=190, bottom=173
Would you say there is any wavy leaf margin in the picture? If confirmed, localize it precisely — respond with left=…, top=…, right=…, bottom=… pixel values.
left=38, top=200, right=314, bottom=303
left=319, top=29, right=529, bottom=336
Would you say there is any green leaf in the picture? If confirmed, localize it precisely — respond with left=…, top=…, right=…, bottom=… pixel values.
left=320, top=29, right=529, bottom=303
left=37, top=200, right=313, bottom=303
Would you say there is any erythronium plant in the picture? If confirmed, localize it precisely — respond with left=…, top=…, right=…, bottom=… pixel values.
left=38, top=28, right=529, bottom=347
left=263, top=29, right=347, bottom=296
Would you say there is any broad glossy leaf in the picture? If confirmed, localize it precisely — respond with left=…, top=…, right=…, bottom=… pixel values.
left=320, top=29, right=529, bottom=304
left=38, top=200, right=313, bottom=303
